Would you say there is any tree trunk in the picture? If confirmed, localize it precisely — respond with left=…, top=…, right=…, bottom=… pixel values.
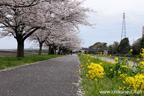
left=48, top=46, right=49, bottom=54
left=58, top=47, right=61, bottom=54
left=17, top=39, right=24, bottom=57
left=48, top=45, right=51, bottom=54
left=53, top=46, right=57, bottom=54
left=49, top=45, right=54, bottom=54
left=51, top=47, right=54, bottom=54
left=39, top=43, right=43, bottom=55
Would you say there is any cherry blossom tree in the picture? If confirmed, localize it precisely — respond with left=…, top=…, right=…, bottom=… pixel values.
left=56, top=31, right=82, bottom=54
left=0, top=0, right=91, bottom=57
left=30, top=0, right=91, bottom=54
left=0, top=0, right=51, bottom=57
left=43, top=27, right=82, bottom=54
left=29, top=29, right=51, bottom=55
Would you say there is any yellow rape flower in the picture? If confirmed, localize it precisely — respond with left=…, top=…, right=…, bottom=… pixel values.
left=118, top=70, right=121, bottom=74
left=110, top=68, right=113, bottom=72
left=88, top=70, right=92, bottom=74
left=119, top=86, right=122, bottom=90
left=109, top=60, right=113, bottom=64
left=115, top=57, right=118, bottom=61
left=130, top=62, right=133, bottom=65
left=100, top=62, right=102, bottom=65
left=86, top=74, right=89, bottom=77
left=121, top=65, right=127, bottom=68
left=137, top=58, right=140, bottom=61
left=120, top=74, right=127, bottom=78
left=130, top=49, right=133, bottom=52
left=123, top=73, right=144, bottom=91
left=125, top=59, right=128, bottom=62
left=87, top=62, right=105, bottom=80
left=95, top=78, right=97, bottom=81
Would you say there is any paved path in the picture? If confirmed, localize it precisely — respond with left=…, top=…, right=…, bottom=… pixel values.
left=0, top=54, right=80, bottom=96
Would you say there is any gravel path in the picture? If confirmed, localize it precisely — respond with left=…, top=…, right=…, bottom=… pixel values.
left=0, top=54, right=80, bottom=96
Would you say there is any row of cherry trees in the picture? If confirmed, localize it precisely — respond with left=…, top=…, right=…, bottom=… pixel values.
left=0, top=0, right=91, bottom=57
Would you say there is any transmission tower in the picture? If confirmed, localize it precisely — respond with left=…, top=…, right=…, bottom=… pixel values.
left=121, top=12, right=126, bottom=40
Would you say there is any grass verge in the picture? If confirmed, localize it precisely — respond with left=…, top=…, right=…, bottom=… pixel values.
left=0, top=54, right=63, bottom=70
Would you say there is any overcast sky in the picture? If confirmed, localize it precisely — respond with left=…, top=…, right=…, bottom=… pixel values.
left=0, top=0, right=144, bottom=49
left=79, top=0, right=144, bottom=48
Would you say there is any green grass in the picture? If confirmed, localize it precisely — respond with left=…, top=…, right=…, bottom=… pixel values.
left=78, top=54, right=142, bottom=96
left=0, top=54, right=63, bottom=70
